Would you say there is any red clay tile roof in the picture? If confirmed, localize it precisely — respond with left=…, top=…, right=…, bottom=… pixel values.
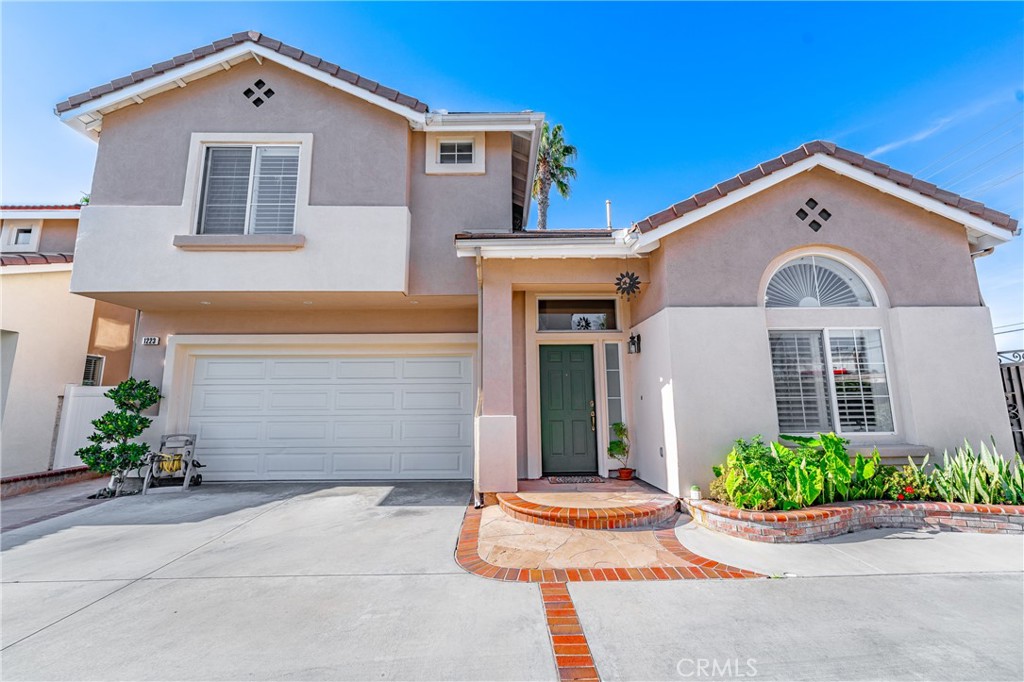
left=634, top=140, right=1019, bottom=234
left=54, top=31, right=429, bottom=116
left=1, top=204, right=81, bottom=211
left=0, top=253, right=74, bottom=267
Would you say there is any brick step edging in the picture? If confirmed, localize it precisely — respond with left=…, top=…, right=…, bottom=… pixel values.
left=455, top=506, right=761, bottom=581
left=685, top=498, right=1024, bottom=543
left=496, top=493, right=679, bottom=530
left=1, top=467, right=102, bottom=498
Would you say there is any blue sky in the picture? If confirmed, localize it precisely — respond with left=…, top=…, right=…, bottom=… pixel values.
left=2, top=2, right=1022, bottom=346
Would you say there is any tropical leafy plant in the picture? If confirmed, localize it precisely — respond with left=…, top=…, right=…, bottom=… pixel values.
left=931, top=441, right=1024, bottom=505
left=531, top=122, right=577, bottom=230
left=76, top=378, right=161, bottom=495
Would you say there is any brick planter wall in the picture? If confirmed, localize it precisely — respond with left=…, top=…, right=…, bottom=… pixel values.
left=1, top=467, right=102, bottom=498
left=685, top=499, right=1024, bottom=543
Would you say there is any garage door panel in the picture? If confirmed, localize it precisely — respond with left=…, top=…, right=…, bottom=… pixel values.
left=269, top=390, right=332, bottom=411
left=269, top=359, right=334, bottom=380
left=399, top=450, right=466, bottom=475
left=333, top=420, right=397, bottom=442
left=331, top=452, right=396, bottom=475
left=195, top=359, right=269, bottom=382
left=265, top=453, right=329, bottom=475
left=188, top=353, right=473, bottom=480
left=192, top=388, right=265, bottom=412
left=335, top=359, right=400, bottom=380
left=334, top=390, right=396, bottom=411
left=194, top=420, right=263, bottom=443
left=402, top=357, right=470, bottom=380
left=401, top=387, right=470, bottom=410
left=267, top=421, right=331, bottom=442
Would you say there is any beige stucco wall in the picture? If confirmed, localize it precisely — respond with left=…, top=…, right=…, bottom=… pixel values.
left=38, top=219, right=79, bottom=253
left=408, top=132, right=513, bottom=296
left=626, top=305, right=1013, bottom=495
left=633, top=167, right=982, bottom=323
left=91, top=59, right=410, bottom=207
left=130, top=307, right=477, bottom=392
left=0, top=270, right=96, bottom=476
left=87, top=301, right=136, bottom=386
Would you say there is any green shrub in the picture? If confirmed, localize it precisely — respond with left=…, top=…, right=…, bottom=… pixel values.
left=712, top=434, right=1023, bottom=511
left=708, top=474, right=729, bottom=504
left=76, top=378, right=161, bottom=495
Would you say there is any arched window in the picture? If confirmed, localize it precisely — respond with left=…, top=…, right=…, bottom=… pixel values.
left=765, top=255, right=874, bottom=308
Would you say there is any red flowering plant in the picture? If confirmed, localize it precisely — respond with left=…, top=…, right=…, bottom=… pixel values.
left=886, top=458, right=934, bottom=502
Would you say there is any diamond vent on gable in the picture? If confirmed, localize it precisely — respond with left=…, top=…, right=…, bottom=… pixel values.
left=795, top=198, right=832, bottom=232
left=243, top=80, right=275, bottom=108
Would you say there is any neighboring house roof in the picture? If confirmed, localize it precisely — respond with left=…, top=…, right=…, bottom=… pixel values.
left=1, top=204, right=82, bottom=211
left=55, top=31, right=429, bottom=117
left=634, top=140, right=1019, bottom=237
left=0, top=253, right=74, bottom=267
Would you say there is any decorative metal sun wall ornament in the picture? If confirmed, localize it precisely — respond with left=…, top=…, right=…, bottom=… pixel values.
left=615, top=271, right=641, bottom=300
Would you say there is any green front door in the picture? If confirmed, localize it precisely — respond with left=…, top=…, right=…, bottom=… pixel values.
left=540, top=345, right=598, bottom=474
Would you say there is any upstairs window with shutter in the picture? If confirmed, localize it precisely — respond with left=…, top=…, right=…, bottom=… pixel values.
left=197, top=145, right=299, bottom=235
left=769, top=329, right=894, bottom=435
left=82, top=355, right=105, bottom=387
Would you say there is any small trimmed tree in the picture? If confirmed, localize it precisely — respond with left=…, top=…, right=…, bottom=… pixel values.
left=76, top=378, right=161, bottom=496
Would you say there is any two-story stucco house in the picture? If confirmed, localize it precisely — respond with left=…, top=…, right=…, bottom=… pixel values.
left=56, top=31, right=1017, bottom=500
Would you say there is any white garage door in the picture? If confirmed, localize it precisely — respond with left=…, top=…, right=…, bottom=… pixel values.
left=187, top=354, right=474, bottom=480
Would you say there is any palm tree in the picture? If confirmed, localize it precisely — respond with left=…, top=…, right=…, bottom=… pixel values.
left=532, top=123, right=577, bottom=230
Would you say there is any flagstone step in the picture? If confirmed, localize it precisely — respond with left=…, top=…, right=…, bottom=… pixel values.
left=496, top=491, right=679, bottom=529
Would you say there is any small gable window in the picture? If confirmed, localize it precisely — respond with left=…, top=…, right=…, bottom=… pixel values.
left=439, top=141, right=474, bottom=165
left=765, top=256, right=873, bottom=308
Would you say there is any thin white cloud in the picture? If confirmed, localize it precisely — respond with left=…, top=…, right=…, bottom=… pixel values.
left=866, top=93, right=1008, bottom=157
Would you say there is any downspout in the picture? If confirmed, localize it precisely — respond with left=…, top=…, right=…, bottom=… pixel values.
left=473, top=250, right=485, bottom=508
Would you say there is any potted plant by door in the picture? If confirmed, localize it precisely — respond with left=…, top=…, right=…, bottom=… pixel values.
left=608, top=422, right=634, bottom=480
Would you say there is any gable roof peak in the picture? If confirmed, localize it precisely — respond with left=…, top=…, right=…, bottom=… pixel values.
left=633, top=140, right=1018, bottom=239
left=54, top=30, right=430, bottom=126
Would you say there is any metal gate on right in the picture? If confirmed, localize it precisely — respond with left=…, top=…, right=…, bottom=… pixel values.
left=1000, top=351, right=1024, bottom=455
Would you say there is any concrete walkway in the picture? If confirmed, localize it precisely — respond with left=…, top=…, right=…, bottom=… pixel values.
left=1, top=478, right=109, bottom=532
left=676, top=516, right=1024, bottom=576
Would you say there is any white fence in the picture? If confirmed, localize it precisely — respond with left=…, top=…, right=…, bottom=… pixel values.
left=52, top=385, right=113, bottom=469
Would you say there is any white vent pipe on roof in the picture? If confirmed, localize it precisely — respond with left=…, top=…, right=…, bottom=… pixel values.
left=606, top=200, right=612, bottom=229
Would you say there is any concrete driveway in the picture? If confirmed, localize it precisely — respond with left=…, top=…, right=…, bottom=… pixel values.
left=2, top=483, right=1022, bottom=681
left=1, top=482, right=553, bottom=681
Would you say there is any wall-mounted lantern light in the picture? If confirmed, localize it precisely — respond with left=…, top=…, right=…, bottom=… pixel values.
left=627, top=333, right=642, bottom=355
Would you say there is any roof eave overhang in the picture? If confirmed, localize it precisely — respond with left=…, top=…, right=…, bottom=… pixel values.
left=455, top=232, right=646, bottom=259
left=634, top=154, right=1017, bottom=252
left=0, top=209, right=81, bottom=220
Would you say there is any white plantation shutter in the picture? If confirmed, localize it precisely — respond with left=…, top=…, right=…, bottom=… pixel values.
left=197, top=145, right=299, bottom=235
left=827, top=330, right=894, bottom=432
left=249, top=146, right=299, bottom=234
left=769, top=331, right=833, bottom=433
left=198, top=147, right=253, bottom=234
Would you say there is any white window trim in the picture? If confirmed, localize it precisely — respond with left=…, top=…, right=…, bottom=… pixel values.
left=425, top=132, right=485, bottom=175
left=769, top=326, right=898, bottom=437
left=182, top=133, right=314, bottom=236
left=83, top=354, right=105, bottom=387
left=0, top=220, right=42, bottom=253
left=759, top=247, right=889, bottom=309
left=524, top=293, right=633, bottom=479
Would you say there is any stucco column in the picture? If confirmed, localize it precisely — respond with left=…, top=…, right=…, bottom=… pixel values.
left=476, top=260, right=517, bottom=492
